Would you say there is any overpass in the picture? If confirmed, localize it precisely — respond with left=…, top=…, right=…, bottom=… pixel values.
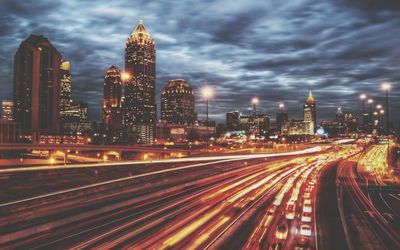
left=0, top=143, right=195, bottom=154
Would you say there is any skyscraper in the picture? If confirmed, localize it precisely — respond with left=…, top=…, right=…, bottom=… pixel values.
left=303, top=91, right=316, bottom=135
left=103, top=66, right=123, bottom=131
left=124, top=20, right=156, bottom=143
left=60, top=60, right=71, bottom=111
left=13, top=34, right=62, bottom=140
left=1, top=100, right=14, bottom=120
left=161, top=79, right=196, bottom=125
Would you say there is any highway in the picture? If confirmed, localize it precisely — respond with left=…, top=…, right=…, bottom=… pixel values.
left=0, top=144, right=399, bottom=249
left=335, top=145, right=400, bottom=250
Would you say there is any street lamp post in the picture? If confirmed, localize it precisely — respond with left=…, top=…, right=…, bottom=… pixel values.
left=382, top=82, right=391, bottom=134
left=201, top=86, right=214, bottom=149
left=252, top=97, right=259, bottom=136
left=367, top=98, right=373, bottom=133
left=360, top=94, right=367, bottom=133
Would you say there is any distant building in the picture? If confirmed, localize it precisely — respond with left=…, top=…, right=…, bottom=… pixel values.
left=124, top=20, right=156, bottom=143
left=156, top=121, right=187, bottom=142
left=60, top=60, right=72, bottom=113
left=60, top=100, right=90, bottom=133
left=336, top=107, right=344, bottom=123
left=0, top=120, right=20, bottom=143
left=320, top=108, right=359, bottom=137
left=303, top=91, right=316, bottom=135
left=161, top=79, right=196, bottom=125
left=276, top=109, right=288, bottom=134
left=103, top=66, right=123, bottom=131
left=13, top=34, right=62, bottom=140
left=156, top=120, right=215, bottom=142
left=1, top=100, right=14, bottom=120
left=284, top=120, right=308, bottom=135
left=226, top=111, right=240, bottom=131
left=240, top=114, right=270, bottom=136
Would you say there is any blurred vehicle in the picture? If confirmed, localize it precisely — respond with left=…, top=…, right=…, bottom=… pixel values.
left=286, top=203, right=296, bottom=220
left=275, top=223, right=289, bottom=240
left=301, top=212, right=312, bottom=222
left=303, top=192, right=311, bottom=199
left=267, top=206, right=277, bottom=215
left=300, top=224, right=312, bottom=236
left=303, top=199, right=312, bottom=213
left=296, top=235, right=309, bottom=247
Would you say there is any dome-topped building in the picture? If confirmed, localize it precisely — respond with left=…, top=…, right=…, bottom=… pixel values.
left=161, top=79, right=196, bottom=125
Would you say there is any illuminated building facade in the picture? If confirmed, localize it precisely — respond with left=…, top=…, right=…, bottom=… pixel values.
left=1, top=100, right=14, bottom=120
left=13, top=34, right=62, bottom=140
left=161, top=79, right=196, bottom=125
left=124, top=20, right=156, bottom=143
left=303, top=91, right=316, bottom=135
left=284, top=119, right=308, bottom=135
left=239, top=114, right=270, bottom=136
left=103, top=66, right=123, bottom=131
left=60, top=60, right=71, bottom=112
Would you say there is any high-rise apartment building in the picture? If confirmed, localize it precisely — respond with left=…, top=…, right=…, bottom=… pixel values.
left=124, top=20, right=156, bottom=143
left=161, top=79, right=196, bottom=125
left=13, top=34, right=62, bottom=140
left=103, top=66, right=123, bottom=131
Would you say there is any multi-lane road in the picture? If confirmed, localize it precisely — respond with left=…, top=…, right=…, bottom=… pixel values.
left=0, top=144, right=399, bottom=249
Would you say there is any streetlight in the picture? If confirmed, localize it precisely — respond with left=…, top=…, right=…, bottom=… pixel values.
left=201, top=86, right=214, bottom=148
left=368, top=98, right=373, bottom=133
left=279, top=103, right=285, bottom=109
left=252, top=97, right=259, bottom=116
left=381, top=82, right=391, bottom=134
left=121, top=71, right=131, bottom=81
left=360, top=94, right=367, bottom=132
left=201, top=86, right=214, bottom=124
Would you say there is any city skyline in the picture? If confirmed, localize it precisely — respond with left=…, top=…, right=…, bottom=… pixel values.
left=0, top=1, right=399, bottom=125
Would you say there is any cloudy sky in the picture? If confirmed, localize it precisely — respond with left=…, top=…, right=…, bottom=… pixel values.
left=1, top=0, right=399, bottom=126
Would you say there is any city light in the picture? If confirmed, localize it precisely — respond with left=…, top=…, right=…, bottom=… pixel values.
left=381, top=82, right=391, bottom=91
left=49, top=157, right=55, bottom=165
left=251, top=97, right=259, bottom=105
left=1, top=5, right=400, bottom=250
left=201, top=85, right=214, bottom=99
left=121, top=71, right=131, bottom=81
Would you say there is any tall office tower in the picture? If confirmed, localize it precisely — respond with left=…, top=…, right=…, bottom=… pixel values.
left=1, top=100, right=14, bottom=120
left=303, top=91, right=316, bottom=135
left=124, top=20, right=156, bottom=143
left=13, top=34, right=62, bottom=140
left=59, top=60, right=71, bottom=111
left=161, top=79, right=196, bottom=125
left=226, top=111, right=240, bottom=131
left=276, top=106, right=288, bottom=134
left=103, top=66, right=123, bottom=131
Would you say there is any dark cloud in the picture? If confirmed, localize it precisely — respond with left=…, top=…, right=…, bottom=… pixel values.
left=0, top=0, right=399, bottom=127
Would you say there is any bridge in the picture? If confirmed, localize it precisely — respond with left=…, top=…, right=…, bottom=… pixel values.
left=0, top=143, right=193, bottom=154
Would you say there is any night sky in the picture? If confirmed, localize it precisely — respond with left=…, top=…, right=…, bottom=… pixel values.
left=1, top=0, right=399, bottom=126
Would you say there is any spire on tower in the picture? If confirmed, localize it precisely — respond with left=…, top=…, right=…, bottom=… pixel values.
left=306, top=91, right=315, bottom=104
